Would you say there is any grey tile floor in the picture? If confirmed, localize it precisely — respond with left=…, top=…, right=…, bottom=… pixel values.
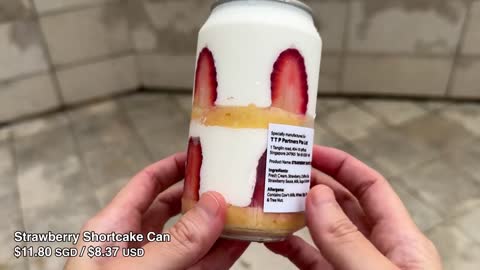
left=1, top=93, right=479, bottom=270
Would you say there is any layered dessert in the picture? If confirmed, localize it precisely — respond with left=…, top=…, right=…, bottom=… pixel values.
left=182, top=0, right=321, bottom=241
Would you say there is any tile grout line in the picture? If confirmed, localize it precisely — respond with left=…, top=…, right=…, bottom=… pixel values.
left=9, top=131, right=31, bottom=270
left=123, top=0, right=143, bottom=89
left=65, top=112, right=103, bottom=210
left=0, top=71, right=51, bottom=90
left=35, top=0, right=119, bottom=18
left=322, top=101, right=476, bottom=223
left=0, top=51, right=135, bottom=93
left=391, top=138, right=480, bottom=225
left=354, top=98, right=430, bottom=130
left=117, top=97, right=156, bottom=163
left=444, top=0, right=473, bottom=97
left=336, top=0, right=352, bottom=93
left=425, top=213, right=480, bottom=247
left=54, top=50, right=135, bottom=71
left=28, top=0, right=66, bottom=107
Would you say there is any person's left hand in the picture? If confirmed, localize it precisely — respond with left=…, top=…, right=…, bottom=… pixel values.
left=65, top=152, right=249, bottom=270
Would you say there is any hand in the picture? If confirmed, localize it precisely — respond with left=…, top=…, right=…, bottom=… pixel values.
left=65, top=153, right=249, bottom=270
left=266, top=146, right=442, bottom=270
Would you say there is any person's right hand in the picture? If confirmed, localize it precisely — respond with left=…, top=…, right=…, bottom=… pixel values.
left=266, top=146, right=442, bottom=270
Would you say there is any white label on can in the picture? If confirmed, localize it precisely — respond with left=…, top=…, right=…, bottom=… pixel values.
left=264, top=124, right=314, bottom=213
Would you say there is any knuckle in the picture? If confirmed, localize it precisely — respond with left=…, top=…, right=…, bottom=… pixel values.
left=327, top=218, right=360, bottom=243
left=140, top=169, right=163, bottom=190
left=353, top=178, right=378, bottom=201
left=170, top=216, right=201, bottom=250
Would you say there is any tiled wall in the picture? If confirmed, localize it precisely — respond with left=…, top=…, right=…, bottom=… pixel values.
left=128, top=0, right=214, bottom=89
left=0, top=0, right=137, bottom=123
left=1, top=0, right=480, bottom=123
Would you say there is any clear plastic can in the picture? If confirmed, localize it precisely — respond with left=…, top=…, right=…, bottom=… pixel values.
left=182, top=0, right=322, bottom=242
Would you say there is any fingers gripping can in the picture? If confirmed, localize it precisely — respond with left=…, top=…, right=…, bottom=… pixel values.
left=182, top=0, right=322, bottom=242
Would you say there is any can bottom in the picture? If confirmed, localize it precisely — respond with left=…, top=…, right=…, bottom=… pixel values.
left=221, top=228, right=289, bottom=243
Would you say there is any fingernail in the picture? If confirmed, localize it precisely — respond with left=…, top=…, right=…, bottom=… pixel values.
left=310, top=185, right=336, bottom=207
left=197, top=193, right=221, bottom=217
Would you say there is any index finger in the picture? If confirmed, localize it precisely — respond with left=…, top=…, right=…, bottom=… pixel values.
left=311, top=146, right=413, bottom=227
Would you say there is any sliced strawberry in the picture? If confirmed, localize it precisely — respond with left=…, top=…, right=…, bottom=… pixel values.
left=194, top=47, right=218, bottom=108
left=250, top=151, right=267, bottom=208
left=184, top=137, right=202, bottom=201
left=271, top=48, right=308, bottom=115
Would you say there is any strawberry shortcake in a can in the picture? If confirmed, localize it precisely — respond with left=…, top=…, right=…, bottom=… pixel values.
left=182, top=0, right=322, bottom=242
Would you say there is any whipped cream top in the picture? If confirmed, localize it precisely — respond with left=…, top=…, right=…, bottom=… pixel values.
left=197, top=0, right=322, bottom=118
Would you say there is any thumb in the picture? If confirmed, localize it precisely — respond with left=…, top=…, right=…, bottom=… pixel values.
left=139, top=192, right=227, bottom=270
left=306, top=185, right=397, bottom=270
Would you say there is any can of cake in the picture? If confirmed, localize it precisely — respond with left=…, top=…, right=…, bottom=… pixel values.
left=182, top=0, right=322, bottom=242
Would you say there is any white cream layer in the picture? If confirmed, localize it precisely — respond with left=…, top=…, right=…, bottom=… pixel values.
left=189, top=121, right=267, bottom=207
left=197, top=0, right=322, bottom=118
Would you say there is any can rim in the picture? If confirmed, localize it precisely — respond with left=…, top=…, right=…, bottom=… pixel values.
left=211, top=0, right=314, bottom=17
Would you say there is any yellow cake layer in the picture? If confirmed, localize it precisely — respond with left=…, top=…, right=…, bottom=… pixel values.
left=182, top=198, right=305, bottom=234
left=191, top=105, right=314, bottom=129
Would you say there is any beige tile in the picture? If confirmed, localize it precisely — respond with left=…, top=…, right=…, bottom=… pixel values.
left=360, top=99, right=427, bottom=125
left=0, top=20, right=48, bottom=81
left=233, top=243, right=297, bottom=270
left=13, top=115, right=99, bottom=270
left=450, top=58, right=480, bottom=98
left=0, top=0, right=32, bottom=22
left=352, top=127, right=437, bottom=177
left=314, top=125, right=345, bottom=148
left=442, top=103, right=480, bottom=136
left=398, top=113, right=476, bottom=152
left=14, top=120, right=98, bottom=217
left=421, top=100, right=450, bottom=112
left=121, top=94, right=190, bottom=160
left=0, top=74, right=59, bottom=123
left=348, top=0, right=466, bottom=54
left=40, top=4, right=131, bottom=66
left=128, top=0, right=212, bottom=54
left=343, top=56, right=452, bottom=96
left=461, top=1, right=480, bottom=55
left=0, top=260, right=26, bottom=270
left=428, top=224, right=480, bottom=270
left=0, top=190, right=27, bottom=270
left=336, top=143, right=383, bottom=174
left=389, top=180, right=443, bottom=231
left=0, top=126, right=10, bottom=142
left=0, top=141, right=15, bottom=198
left=324, top=104, right=381, bottom=141
left=401, top=159, right=480, bottom=216
left=174, top=94, right=193, bottom=115
left=138, top=53, right=195, bottom=90
left=33, top=0, right=113, bottom=14
left=319, top=55, right=341, bottom=93
left=11, top=114, right=68, bottom=138
left=68, top=101, right=151, bottom=206
left=57, top=55, right=138, bottom=104
left=316, top=97, right=352, bottom=116
left=446, top=139, right=480, bottom=184
left=305, top=0, right=347, bottom=52
left=454, top=200, right=480, bottom=244
left=128, top=0, right=159, bottom=52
